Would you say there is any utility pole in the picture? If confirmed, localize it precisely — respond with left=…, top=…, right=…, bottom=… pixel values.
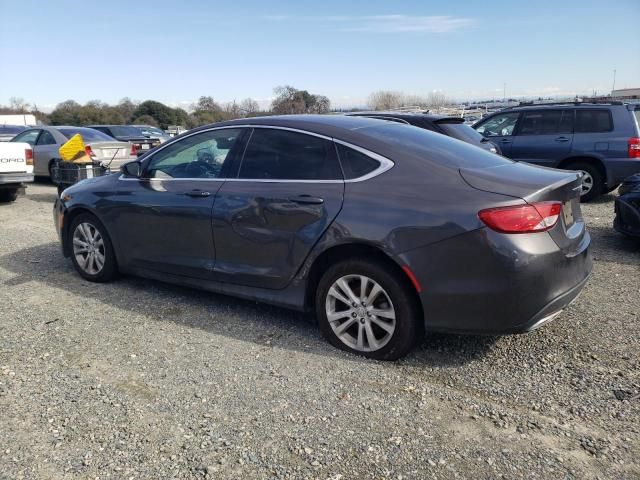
left=612, top=69, right=617, bottom=97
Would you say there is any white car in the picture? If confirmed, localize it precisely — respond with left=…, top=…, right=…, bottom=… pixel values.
left=0, top=141, right=34, bottom=202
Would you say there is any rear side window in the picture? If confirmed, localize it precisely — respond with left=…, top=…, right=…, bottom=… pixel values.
left=336, top=144, right=380, bottom=179
left=239, top=129, right=342, bottom=180
left=575, top=109, right=613, bottom=133
left=518, top=110, right=574, bottom=135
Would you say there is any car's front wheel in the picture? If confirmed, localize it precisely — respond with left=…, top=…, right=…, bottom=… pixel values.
left=315, top=259, right=421, bottom=360
left=69, top=213, right=117, bottom=282
left=0, top=189, right=18, bottom=203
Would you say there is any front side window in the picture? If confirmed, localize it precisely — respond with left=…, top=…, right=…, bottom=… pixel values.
left=475, top=112, right=520, bottom=137
left=518, top=110, right=574, bottom=135
left=575, top=109, right=613, bottom=133
left=146, top=128, right=242, bottom=179
left=238, top=129, right=342, bottom=180
left=36, top=130, right=56, bottom=145
left=336, top=144, right=380, bottom=179
left=11, top=129, right=40, bottom=145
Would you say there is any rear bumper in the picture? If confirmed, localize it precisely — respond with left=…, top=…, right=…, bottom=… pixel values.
left=399, top=227, right=592, bottom=334
left=605, top=159, right=640, bottom=187
left=0, top=173, right=34, bottom=185
left=614, top=195, right=640, bottom=238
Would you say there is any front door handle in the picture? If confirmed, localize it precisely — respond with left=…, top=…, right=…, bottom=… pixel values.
left=184, top=189, right=211, bottom=197
left=288, top=194, right=324, bottom=205
left=555, top=136, right=570, bottom=142
left=499, top=138, right=512, bottom=144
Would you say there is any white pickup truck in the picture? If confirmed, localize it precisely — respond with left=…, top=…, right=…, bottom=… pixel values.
left=0, top=142, right=34, bottom=202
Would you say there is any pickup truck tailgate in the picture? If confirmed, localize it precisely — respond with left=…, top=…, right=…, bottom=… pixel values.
left=0, top=142, right=33, bottom=174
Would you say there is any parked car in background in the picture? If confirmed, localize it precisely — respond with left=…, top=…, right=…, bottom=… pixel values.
left=0, top=141, right=33, bottom=202
left=54, top=115, right=591, bottom=360
left=10, top=126, right=136, bottom=179
left=132, top=125, right=172, bottom=143
left=614, top=173, right=640, bottom=239
left=0, top=125, right=27, bottom=142
left=346, top=112, right=501, bottom=154
left=473, top=102, right=640, bottom=201
left=86, top=125, right=161, bottom=155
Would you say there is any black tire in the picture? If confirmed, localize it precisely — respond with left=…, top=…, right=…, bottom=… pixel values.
left=566, top=161, right=603, bottom=202
left=49, top=161, right=58, bottom=185
left=315, top=258, right=422, bottom=360
left=0, top=189, right=18, bottom=203
left=68, top=213, right=118, bottom=282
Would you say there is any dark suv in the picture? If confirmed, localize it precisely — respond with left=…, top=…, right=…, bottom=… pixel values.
left=473, top=102, right=640, bottom=201
left=347, top=111, right=501, bottom=154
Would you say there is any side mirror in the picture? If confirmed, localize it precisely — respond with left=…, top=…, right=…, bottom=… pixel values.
left=121, top=161, right=142, bottom=177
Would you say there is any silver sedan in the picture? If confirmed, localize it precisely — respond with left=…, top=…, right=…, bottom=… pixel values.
left=10, top=126, right=136, bottom=178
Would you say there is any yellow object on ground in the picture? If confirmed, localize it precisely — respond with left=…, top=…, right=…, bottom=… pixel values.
left=59, top=134, right=91, bottom=163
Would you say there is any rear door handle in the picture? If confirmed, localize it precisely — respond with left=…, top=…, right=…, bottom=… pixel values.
left=555, top=136, right=570, bottom=142
left=184, top=189, right=211, bottom=197
left=288, top=194, right=324, bottom=205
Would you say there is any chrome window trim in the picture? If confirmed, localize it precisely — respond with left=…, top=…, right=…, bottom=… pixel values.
left=118, top=124, right=394, bottom=184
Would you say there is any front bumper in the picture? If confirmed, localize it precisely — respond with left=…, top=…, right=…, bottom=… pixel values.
left=399, top=227, right=592, bottom=334
left=614, top=195, right=640, bottom=238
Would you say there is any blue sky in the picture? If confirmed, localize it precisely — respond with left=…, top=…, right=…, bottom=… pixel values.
left=1, top=0, right=638, bottom=111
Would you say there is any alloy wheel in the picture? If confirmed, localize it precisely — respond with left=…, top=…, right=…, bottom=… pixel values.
left=325, top=274, right=396, bottom=352
left=579, top=170, right=593, bottom=196
left=72, top=222, right=105, bottom=275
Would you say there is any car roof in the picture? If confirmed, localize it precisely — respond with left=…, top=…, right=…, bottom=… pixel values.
left=347, top=111, right=452, bottom=121
left=505, top=102, right=625, bottom=111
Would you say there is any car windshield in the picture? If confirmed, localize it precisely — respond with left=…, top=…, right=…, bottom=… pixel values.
left=361, top=122, right=513, bottom=169
left=438, top=121, right=486, bottom=144
left=109, top=126, right=144, bottom=137
left=59, top=127, right=115, bottom=142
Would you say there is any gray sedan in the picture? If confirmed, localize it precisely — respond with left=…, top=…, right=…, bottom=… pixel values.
left=10, top=126, right=136, bottom=178
left=53, top=115, right=592, bottom=360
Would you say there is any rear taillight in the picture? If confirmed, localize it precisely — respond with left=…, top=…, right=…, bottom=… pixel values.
left=628, top=137, right=640, bottom=159
left=130, top=144, right=137, bottom=156
left=85, top=145, right=96, bottom=158
left=478, top=202, right=562, bottom=234
left=25, top=148, right=33, bottom=165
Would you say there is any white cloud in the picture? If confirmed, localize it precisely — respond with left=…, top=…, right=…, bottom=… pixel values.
left=263, top=14, right=475, bottom=34
left=345, top=15, right=475, bottom=33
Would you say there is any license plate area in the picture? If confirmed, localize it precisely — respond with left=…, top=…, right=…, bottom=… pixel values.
left=141, top=144, right=150, bottom=150
left=562, top=201, right=575, bottom=228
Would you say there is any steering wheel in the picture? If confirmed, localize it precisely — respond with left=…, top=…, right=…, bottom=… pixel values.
left=184, top=160, right=219, bottom=178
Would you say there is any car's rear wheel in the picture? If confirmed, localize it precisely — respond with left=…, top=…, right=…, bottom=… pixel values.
left=566, top=162, right=603, bottom=202
left=315, top=259, right=421, bottom=360
left=69, top=213, right=117, bottom=282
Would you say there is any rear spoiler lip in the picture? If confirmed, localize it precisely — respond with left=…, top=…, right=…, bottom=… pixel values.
left=459, top=164, right=583, bottom=203
left=433, top=117, right=465, bottom=125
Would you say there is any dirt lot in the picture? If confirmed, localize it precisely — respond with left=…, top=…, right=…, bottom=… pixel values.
left=0, top=182, right=638, bottom=480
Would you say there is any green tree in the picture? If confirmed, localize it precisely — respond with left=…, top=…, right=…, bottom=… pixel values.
left=271, top=86, right=331, bottom=114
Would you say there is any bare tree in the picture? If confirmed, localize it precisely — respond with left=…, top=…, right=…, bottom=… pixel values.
left=9, top=97, right=30, bottom=113
left=367, top=90, right=450, bottom=111
left=239, top=98, right=259, bottom=115
left=367, top=91, right=404, bottom=110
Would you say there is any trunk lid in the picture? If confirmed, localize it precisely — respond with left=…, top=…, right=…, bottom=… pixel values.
left=89, top=141, right=134, bottom=161
left=460, top=162, right=586, bottom=254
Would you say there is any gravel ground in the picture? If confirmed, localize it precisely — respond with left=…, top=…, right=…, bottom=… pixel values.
left=0, top=182, right=638, bottom=480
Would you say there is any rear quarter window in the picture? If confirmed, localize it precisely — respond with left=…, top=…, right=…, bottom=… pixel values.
left=575, top=109, right=613, bottom=133
left=336, top=144, right=381, bottom=179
